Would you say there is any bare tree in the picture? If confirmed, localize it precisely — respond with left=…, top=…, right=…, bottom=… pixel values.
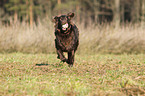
left=131, top=0, right=140, bottom=23
left=141, top=0, right=145, bottom=26
left=120, top=0, right=125, bottom=23
left=57, top=0, right=61, bottom=14
left=14, top=9, right=18, bottom=24
left=93, top=0, right=99, bottom=23
left=25, top=0, right=29, bottom=26
left=113, top=0, right=120, bottom=26
left=76, top=4, right=80, bottom=24
left=29, top=0, right=33, bottom=28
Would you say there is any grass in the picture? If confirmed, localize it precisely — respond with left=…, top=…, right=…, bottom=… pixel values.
left=0, top=53, right=145, bottom=96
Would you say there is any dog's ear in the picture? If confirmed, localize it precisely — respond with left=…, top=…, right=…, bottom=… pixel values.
left=52, top=16, right=58, bottom=23
left=67, top=12, right=75, bottom=19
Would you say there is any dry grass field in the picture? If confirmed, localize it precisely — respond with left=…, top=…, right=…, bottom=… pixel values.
left=0, top=20, right=145, bottom=54
left=0, top=20, right=145, bottom=96
left=0, top=53, right=145, bottom=96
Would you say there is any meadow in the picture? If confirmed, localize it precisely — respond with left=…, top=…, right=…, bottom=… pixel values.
left=0, top=53, right=145, bottom=96
left=0, top=19, right=145, bottom=95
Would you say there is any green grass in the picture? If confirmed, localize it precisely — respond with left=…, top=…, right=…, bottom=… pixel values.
left=0, top=53, right=145, bottom=96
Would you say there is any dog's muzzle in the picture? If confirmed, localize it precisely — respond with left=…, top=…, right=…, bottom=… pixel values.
left=62, top=23, right=68, bottom=30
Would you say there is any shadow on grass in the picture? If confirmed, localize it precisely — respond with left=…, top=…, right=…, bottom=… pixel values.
left=35, top=63, right=50, bottom=66
left=35, top=62, right=66, bottom=68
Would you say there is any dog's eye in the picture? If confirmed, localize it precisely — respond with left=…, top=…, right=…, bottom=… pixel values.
left=67, top=17, right=70, bottom=20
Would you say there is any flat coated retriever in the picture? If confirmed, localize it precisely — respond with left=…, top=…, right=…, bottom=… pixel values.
left=53, top=12, right=79, bottom=67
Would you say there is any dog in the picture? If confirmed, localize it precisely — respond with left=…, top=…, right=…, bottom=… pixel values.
left=53, top=12, right=79, bottom=66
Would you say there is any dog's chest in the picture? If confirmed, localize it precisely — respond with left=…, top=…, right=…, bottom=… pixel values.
left=62, top=36, right=73, bottom=47
left=58, top=32, right=74, bottom=48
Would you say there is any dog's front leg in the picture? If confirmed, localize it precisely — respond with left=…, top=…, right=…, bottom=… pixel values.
left=57, top=49, right=67, bottom=62
left=67, top=50, right=75, bottom=66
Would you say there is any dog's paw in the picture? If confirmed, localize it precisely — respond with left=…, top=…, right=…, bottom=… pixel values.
left=68, top=64, right=73, bottom=67
left=61, top=58, right=67, bottom=62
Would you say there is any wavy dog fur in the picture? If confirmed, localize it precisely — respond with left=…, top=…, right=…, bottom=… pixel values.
left=53, top=12, right=79, bottom=66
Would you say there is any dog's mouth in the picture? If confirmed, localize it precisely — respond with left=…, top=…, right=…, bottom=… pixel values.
left=62, top=23, right=68, bottom=31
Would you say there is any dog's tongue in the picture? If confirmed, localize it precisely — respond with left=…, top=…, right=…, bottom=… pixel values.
left=62, top=23, right=68, bottom=30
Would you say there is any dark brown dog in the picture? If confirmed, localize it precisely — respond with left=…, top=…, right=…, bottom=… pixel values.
left=53, top=12, right=79, bottom=66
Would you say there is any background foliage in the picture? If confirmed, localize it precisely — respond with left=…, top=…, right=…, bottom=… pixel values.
left=0, top=0, right=145, bottom=54
left=0, top=0, right=145, bottom=26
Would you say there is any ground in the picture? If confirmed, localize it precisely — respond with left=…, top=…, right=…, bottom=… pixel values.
left=0, top=53, right=145, bottom=96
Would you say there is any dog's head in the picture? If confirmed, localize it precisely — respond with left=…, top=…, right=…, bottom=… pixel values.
left=53, top=13, right=74, bottom=31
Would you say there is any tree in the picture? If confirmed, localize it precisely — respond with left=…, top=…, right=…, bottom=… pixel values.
left=20, top=0, right=41, bottom=27
left=131, top=0, right=140, bottom=23
left=38, top=0, right=52, bottom=18
left=141, top=0, right=145, bottom=26
left=29, top=0, right=33, bottom=28
left=0, top=0, right=144, bottom=26
left=57, top=0, right=61, bottom=14
left=113, top=0, right=120, bottom=26
left=76, top=1, right=80, bottom=23
left=5, top=0, right=21, bottom=24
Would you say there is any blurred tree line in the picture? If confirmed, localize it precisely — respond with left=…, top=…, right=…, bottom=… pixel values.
left=0, top=0, right=145, bottom=27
